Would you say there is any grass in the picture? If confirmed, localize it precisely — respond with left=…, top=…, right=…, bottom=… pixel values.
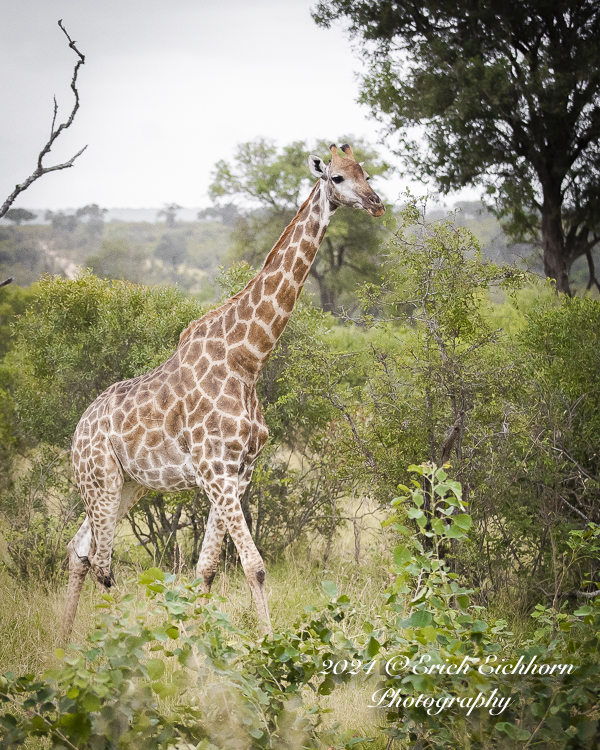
left=0, top=507, right=394, bottom=745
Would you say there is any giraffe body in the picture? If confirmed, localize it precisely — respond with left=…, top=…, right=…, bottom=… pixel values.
left=63, top=144, right=384, bottom=637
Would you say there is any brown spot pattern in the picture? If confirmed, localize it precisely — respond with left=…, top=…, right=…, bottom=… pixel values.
left=63, top=149, right=385, bottom=641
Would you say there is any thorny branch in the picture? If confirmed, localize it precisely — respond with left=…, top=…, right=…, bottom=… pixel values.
left=0, top=21, right=87, bottom=219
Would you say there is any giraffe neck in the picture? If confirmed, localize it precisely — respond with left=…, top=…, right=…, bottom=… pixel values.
left=223, top=179, right=333, bottom=382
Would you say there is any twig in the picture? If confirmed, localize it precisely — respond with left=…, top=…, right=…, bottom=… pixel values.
left=522, top=691, right=558, bottom=749
left=558, top=493, right=591, bottom=523
left=0, top=691, right=80, bottom=750
left=0, top=21, right=87, bottom=219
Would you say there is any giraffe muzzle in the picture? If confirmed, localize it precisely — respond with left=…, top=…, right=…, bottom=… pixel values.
left=365, top=195, right=385, bottom=217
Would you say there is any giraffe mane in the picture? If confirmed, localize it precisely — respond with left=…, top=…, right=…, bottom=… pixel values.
left=177, top=307, right=223, bottom=348
left=258, top=181, right=320, bottom=271
left=177, top=180, right=322, bottom=352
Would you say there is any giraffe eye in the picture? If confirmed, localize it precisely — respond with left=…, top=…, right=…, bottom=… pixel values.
left=332, top=175, right=344, bottom=184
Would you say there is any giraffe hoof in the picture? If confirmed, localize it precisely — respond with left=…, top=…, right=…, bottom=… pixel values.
left=91, top=566, right=113, bottom=589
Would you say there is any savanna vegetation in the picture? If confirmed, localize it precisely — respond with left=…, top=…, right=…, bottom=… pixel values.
left=1, top=4, right=600, bottom=744
left=1, top=193, right=599, bottom=748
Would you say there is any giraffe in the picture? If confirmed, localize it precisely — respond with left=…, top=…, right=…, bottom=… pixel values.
left=63, top=143, right=385, bottom=638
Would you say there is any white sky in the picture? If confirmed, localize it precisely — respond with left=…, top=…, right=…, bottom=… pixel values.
left=0, top=1, right=475, bottom=211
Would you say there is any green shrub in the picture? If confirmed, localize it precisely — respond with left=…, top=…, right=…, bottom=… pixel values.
left=9, top=271, right=206, bottom=446
left=0, top=569, right=353, bottom=749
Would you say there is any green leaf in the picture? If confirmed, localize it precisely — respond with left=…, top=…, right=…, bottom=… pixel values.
left=318, top=675, right=335, bottom=695
left=81, top=693, right=101, bottom=712
left=321, top=580, right=338, bottom=599
left=152, top=681, right=178, bottom=698
left=393, top=545, right=412, bottom=566
left=146, top=658, right=165, bottom=681
left=496, top=722, right=531, bottom=740
left=139, top=567, right=165, bottom=583
left=172, top=670, right=194, bottom=688
left=278, top=646, right=300, bottom=662
left=452, top=513, right=472, bottom=531
left=446, top=523, right=467, bottom=539
left=402, top=610, right=433, bottom=628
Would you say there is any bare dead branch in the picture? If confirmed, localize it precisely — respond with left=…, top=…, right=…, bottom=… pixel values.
left=0, top=20, right=87, bottom=219
left=0, top=277, right=14, bottom=289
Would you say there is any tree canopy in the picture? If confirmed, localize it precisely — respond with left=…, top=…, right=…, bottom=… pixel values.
left=4, top=208, right=36, bottom=226
left=208, top=137, right=392, bottom=312
left=313, top=0, right=600, bottom=294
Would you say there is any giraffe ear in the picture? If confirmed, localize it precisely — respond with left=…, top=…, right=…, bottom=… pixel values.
left=308, top=154, right=328, bottom=180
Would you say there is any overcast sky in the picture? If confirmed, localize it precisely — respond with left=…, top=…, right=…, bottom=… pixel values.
left=1, top=1, right=470, bottom=211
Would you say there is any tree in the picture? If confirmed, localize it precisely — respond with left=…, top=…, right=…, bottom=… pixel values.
left=45, top=209, right=79, bottom=234
left=0, top=21, right=86, bottom=220
left=4, top=209, right=36, bottom=226
left=197, top=203, right=240, bottom=227
left=208, top=137, right=392, bottom=312
left=76, top=203, right=107, bottom=239
left=86, top=238, right=152, bottom=284
left=154, top=232, right=188, bottom=270
left=313, top=0, right=600, bottom=294
left=157, top=203, right=182, bottom=228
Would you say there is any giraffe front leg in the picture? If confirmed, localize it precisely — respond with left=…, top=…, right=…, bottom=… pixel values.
left=197, top=468, right=272, bottom=634
left=211, top=475, right=271, bottom=635
left=226, top=502, right=272, bottom=635
left=196, top=506, right=227, bottom=594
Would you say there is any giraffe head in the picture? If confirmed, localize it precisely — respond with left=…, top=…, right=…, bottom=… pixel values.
left=308, top=143, right=385, bottom=217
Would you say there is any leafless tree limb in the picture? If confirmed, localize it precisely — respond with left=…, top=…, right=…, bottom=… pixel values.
left=0, top=277, right=14, bottom=289
left=0, top=20, right=87, bottom=220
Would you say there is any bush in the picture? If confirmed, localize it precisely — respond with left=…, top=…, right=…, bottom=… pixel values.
left=3, top=467, right=598, bottom=749
left=367, top=465, right=600, bottom=749
left=0, top=446, right=81, bottom=586
left=0, top=569, right=352, bottom=749
left=9, top=271, right=206, bottom=446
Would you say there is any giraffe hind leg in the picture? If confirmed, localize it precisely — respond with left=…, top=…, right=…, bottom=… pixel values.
left=62, top=516, right=93, bottom=640
left=87, top=477, right=148, bottom=590
left=61, top=478, right=147, bottom=639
